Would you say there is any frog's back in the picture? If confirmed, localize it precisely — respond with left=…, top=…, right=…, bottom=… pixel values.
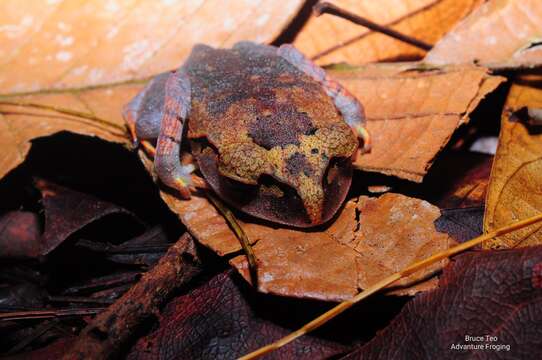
left=184, top=42, right=299, bottom=115
left=183, top=42, right=339, bottom=145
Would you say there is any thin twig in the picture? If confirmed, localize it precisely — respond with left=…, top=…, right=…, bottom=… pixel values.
left=206, top=191, right=259, bottom=288
left=239, top=212, right=542, bottom=359
left=47, top=296, right=115, bottom=305
left=313, top=2, right=432, bottom=52
left=0, top=100, right=126, bottom=133
left=0, top=308, right=104, bottom=321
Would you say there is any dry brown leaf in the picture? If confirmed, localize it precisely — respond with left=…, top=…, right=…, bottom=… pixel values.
left=293, top=0, right=483, bottom=65
left=156, top=177, right=454, bottom=300
left=230, top=193, right=455, bottom=299
left=330, top=63, right=504, bottom=181
left=0, top=83, right=143, bottom=179
left=425, top=0, right=542, bottom=69
left=484, top=73, right=542, bottom=249
left=0, top=0, right=303, bottom=93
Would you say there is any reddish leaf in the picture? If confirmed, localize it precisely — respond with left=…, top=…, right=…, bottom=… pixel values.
left=0, top=211, right=40, bottom=259
left=127, top=271, right=347, bottom=360
left=36, top=179, right=138, bottom=255
left=341, top=247, right=542, bottom=359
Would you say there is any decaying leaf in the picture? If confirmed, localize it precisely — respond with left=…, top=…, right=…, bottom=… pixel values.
left=329, top=63, right=504, bottom=181
left=0, top=180, right=139, bottom=259
left=127, top=271, right=347, bottom=360
left=293, top=0, right=483, bottom=64
left=425, top=0, right=542, bottom=69
left=484, top=74, right=542, bottom=249
left=0, top=211, right=40, bottom=259
left=341, top=247, right=542, bottom=359
left=0, top=82, right=142, bottom=180
left=156, top=172, right=454, bottom=300
left=435, top=207, right=484, bottom=244
left=37, top=179, right=138, bottom=255
left=0, top=0, right=303, bottom=93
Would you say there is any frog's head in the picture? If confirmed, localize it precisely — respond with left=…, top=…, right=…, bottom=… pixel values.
left=192, top=82, right=358, bottom=227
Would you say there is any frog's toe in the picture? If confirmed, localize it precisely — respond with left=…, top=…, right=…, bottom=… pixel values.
left=173, top=164, right=197, bottom=199
left=353, top=124, right=372, bottom=154
left=174, top=177, right=192, bottom=199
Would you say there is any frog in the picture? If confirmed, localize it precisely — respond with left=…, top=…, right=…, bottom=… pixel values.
left=123, top=42, right=370, bottom=228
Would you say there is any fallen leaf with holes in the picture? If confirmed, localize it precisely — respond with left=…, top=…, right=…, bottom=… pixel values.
left=329, top=63, right=504, bottom=182
left=341, top=247, right=542, bottom=359
left=425, top=0, right=542, bottom=69
left=293, top=0, right=483, bottom=65
left=484, top=74, right=542, bottom=249
left=0, top=0, right=303, bottom=93
left=0, top=82, right=142, bottom=179
left=127, top=270, right=347, bottom=359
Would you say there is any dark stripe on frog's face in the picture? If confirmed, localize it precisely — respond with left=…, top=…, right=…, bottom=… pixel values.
left=285, top=152, right=314, bottom=178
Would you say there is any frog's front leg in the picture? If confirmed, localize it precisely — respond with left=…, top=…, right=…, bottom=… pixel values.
left=124, top=71, right=196, bottom=199
left=277, top=44, right=371, bottom=154
left=154, top=70, right=196, bottom=199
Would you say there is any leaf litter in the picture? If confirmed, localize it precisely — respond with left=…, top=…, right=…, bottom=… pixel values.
left=2, top=0, right=542, bottom=358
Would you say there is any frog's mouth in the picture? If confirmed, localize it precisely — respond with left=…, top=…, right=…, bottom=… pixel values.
left=191, top=140, right=353, bottom=228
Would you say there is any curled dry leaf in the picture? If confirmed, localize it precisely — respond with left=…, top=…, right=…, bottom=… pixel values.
left=425, top=0, right=542, bottom=69
left=0, top=180, right=138, bottom=259
left=0, top=0, right=303, bottom=93
left=484, top=74, right=542, bottom=249
left=341, top=247, right=542, bottom=359
left=37, top=179, right=137, bottom=255
left=0, top=82, right=142, bottom=180
left=293, top=0, right=483, bottom=64
left=329, top=63, right=504, bottom=181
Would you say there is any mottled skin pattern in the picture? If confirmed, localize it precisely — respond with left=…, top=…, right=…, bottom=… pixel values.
left=124, top=42, right=369, bottom=227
